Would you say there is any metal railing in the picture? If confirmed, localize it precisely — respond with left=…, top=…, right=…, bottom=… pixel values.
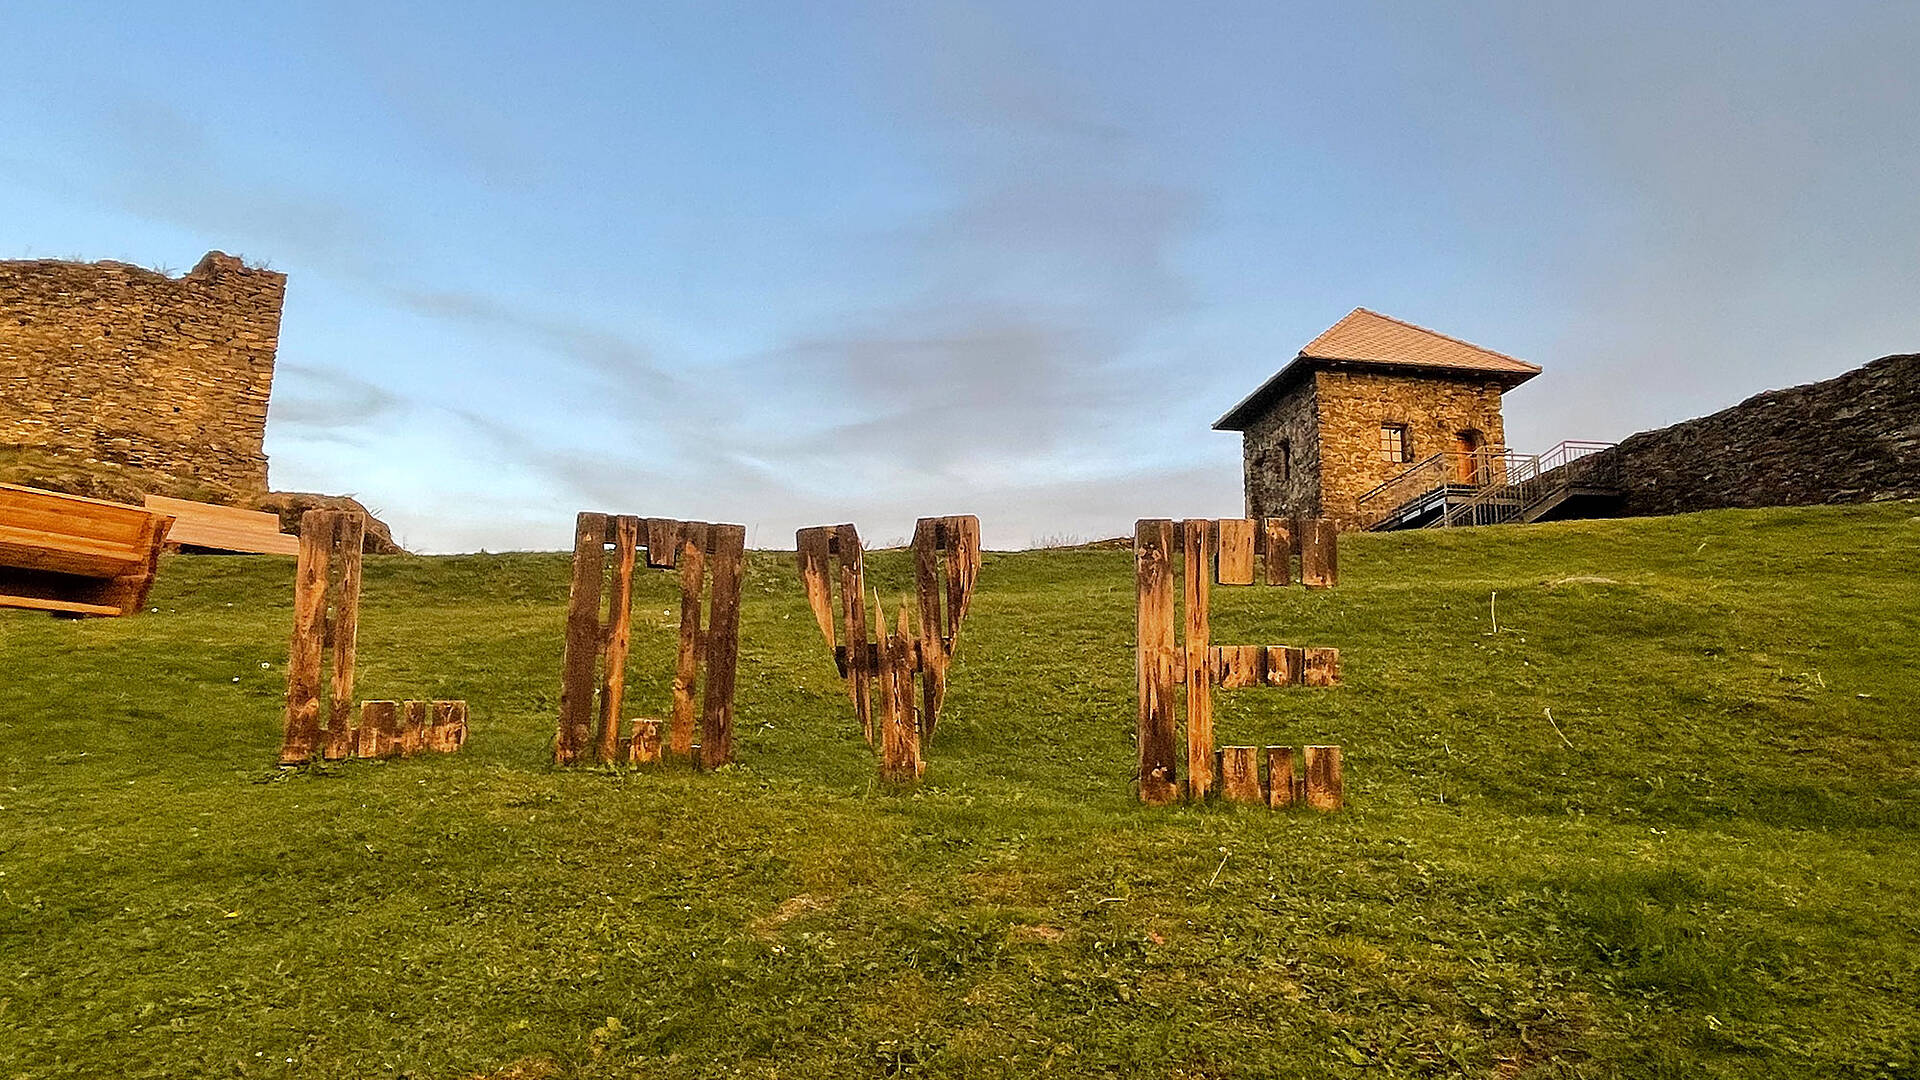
left=1432, top=441, right=1617, bottom=528
left=1353, top=448, right=1514, bottom=525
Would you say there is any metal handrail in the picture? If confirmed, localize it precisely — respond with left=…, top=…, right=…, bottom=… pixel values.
left=1433, top=440, right=1617, bottom=527
left=1353, top=448, right=1509, bottom=523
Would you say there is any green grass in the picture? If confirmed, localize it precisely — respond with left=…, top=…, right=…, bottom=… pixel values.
left=3, top=503, right=1918, bottom=1079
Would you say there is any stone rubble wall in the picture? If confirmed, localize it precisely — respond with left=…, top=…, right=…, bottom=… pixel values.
left=1240, top=379, right=1321, bottom=520
left=0, top=251, right=286, bottom=505
left=1595, top=353, right=1920, bottom=516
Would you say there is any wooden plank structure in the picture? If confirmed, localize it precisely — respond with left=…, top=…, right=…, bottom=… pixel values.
left=350, top=700, right=470, bottom=759
left=279, top=509, right=366, bottom=764
left=795, top=515, right=981, bottom=783
left=0, top=482, right=173, bottom=617
left=1133, top=516, right=1345, bottom=810
left=554, top=513, right=747, bottom=769
left=143, top=494, right=298, bottom=556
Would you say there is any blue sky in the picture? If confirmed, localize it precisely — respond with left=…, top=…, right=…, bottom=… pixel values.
left=4, top=2, right=1915, bottom=551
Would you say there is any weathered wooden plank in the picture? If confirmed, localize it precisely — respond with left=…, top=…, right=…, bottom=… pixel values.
left=1212, top=643, right=1266, bottom=689
left=1181, top=518, right=1214, bottom=801
left=1262, top=517, right=1294, bottom=586
left=700, top=523, right=747, bottom=768
left=1134, top=519, right=1178, bottom=805
left=644, top=517, right=679, bottom=569
left=442, top=700, right=469, bottom=752
left=794, top=526, right=839, bottom=649
left=629, top=718, right=663, bottom=764
left=358, top=700, right=398, bottom=759
left=427, top=700, right=455, bottom=753
left=670, top=521, right=708, bottom=758
left=280, top=510, right=335, bottom=764
left=1305, top=745, right=1343, bottom=810
left=1220, top=746, right=1262, bottom=804
left=1215, top=518, right=1256, bottom=585
left=597, top=515, right=640, bottom=763
left=944, top=515, right=982, bottom=641
left=878, top=604, right=923, bottom=784
left=911, top=517, right=950, bottom=740
left=1303, top=647, right=1340, bottom=687
left=837, top=525, right=873, bottom=743
left=1266, top=645, right=1304, bottom=686
left=400, top=700, right=429, bottom=757
left=323, top=514, right=365, bottom=761
left=1266, top=746, right=1295, bottom=808
left=1298, top=517, right=1338, bottom=588
left=555, top=512, right=608, bottom=765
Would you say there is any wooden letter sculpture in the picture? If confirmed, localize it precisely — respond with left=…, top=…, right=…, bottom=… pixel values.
left=280, top=510, right=473, bottom=766
left=795, top=516, right=981, bottom=783
left=555, top=514, right=746, bottom=769
left=1135, top=517, right=1344, bottom=809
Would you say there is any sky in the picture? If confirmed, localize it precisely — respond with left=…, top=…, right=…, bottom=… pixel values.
left=3, top=1, right=1915, bottom=552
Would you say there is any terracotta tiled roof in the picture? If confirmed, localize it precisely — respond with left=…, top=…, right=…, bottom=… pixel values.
left=1300, top=308, right=1540, bottom=378
left=1214, top=308, right=1541, bottom=430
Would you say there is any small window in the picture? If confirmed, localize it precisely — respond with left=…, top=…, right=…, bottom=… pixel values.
left=1379, top=424, right=1411, bottom=463
left=1278, top=439, right=1292, bottom=482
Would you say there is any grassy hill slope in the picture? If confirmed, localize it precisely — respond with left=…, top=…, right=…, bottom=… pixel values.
left=2, top=503, right=1916, bottom=1079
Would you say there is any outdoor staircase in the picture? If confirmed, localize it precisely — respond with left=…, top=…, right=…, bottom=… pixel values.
left=1358, top=441, right=1622, bottom=531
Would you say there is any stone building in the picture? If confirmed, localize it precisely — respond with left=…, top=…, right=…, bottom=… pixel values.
left=1214, top=308, right=1540, bottom=530
left=0, top=251, right=286, bottom=504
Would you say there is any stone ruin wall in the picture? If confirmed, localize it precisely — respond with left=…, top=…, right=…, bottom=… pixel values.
left=1596, top=353, right=1920, bottom=516
left=1240, top=379, right=1322, bottom=521
left=0, top=252, right=286, bottom=505
left=1312, top=369, right=1508, bottom=530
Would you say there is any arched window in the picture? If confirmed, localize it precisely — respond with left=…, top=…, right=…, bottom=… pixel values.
left=1279, top=439, right=1292, bottom=482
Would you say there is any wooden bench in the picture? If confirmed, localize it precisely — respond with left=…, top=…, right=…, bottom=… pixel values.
left=0, top=483, right=174, bottom=617
left=144, top=494, right=299, bottom=556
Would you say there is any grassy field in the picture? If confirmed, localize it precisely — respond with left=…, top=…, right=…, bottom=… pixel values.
left=2, top=503, right=1917, bottom=1079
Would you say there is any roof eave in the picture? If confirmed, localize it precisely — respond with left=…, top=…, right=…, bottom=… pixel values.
left=1212, top=356, right=1313, bottom=430
left=1213, top=356, right=1541, bottom=431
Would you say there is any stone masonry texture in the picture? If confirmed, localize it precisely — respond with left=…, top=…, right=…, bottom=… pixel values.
left=1595, top=353, right=1920, bottom=516
left=1241, top=379, right=1320, bottom=521
left=0, top=251, right=286, bottom=505
left=1242, top=366, right=1510, bottom=529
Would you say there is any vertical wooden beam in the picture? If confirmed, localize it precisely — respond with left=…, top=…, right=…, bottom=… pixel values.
left=944, top=516, right=981, bottom=639
left=1181, top=518, right=1214, bottom=801
left=1215, top=519, right=1256, bottom=585
left=670, top=521, right=709, bottom=759
left=878, top=604, right=924, bottom=783
left=1262, top=517, right=1294, bottom=586
left=556, top=512, right=608, bottom=765
left=323, top=514, right=364, bottom=761
left=1220, top=746, right=1262, bottom=803
left=911, top=517, right=948, bottom=739
left=1303, top=647, right=1341, bottom=687
left=837, top=525, right=873, bottom=744
left=1305, top=745, right=1343, bottom=810
left=1266, top=746, right=1295, bottom=808
left=1298, top=518, right=1338, bottom=588
left=280, top=510, right=335, bottom=765
left=700, top=523, right=747, bottom=768
left=793, top=526, right=839, bottom=649
left=597, top=515, right=640, bottom=763
left=1134, top=519, right=1177, bottom=805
